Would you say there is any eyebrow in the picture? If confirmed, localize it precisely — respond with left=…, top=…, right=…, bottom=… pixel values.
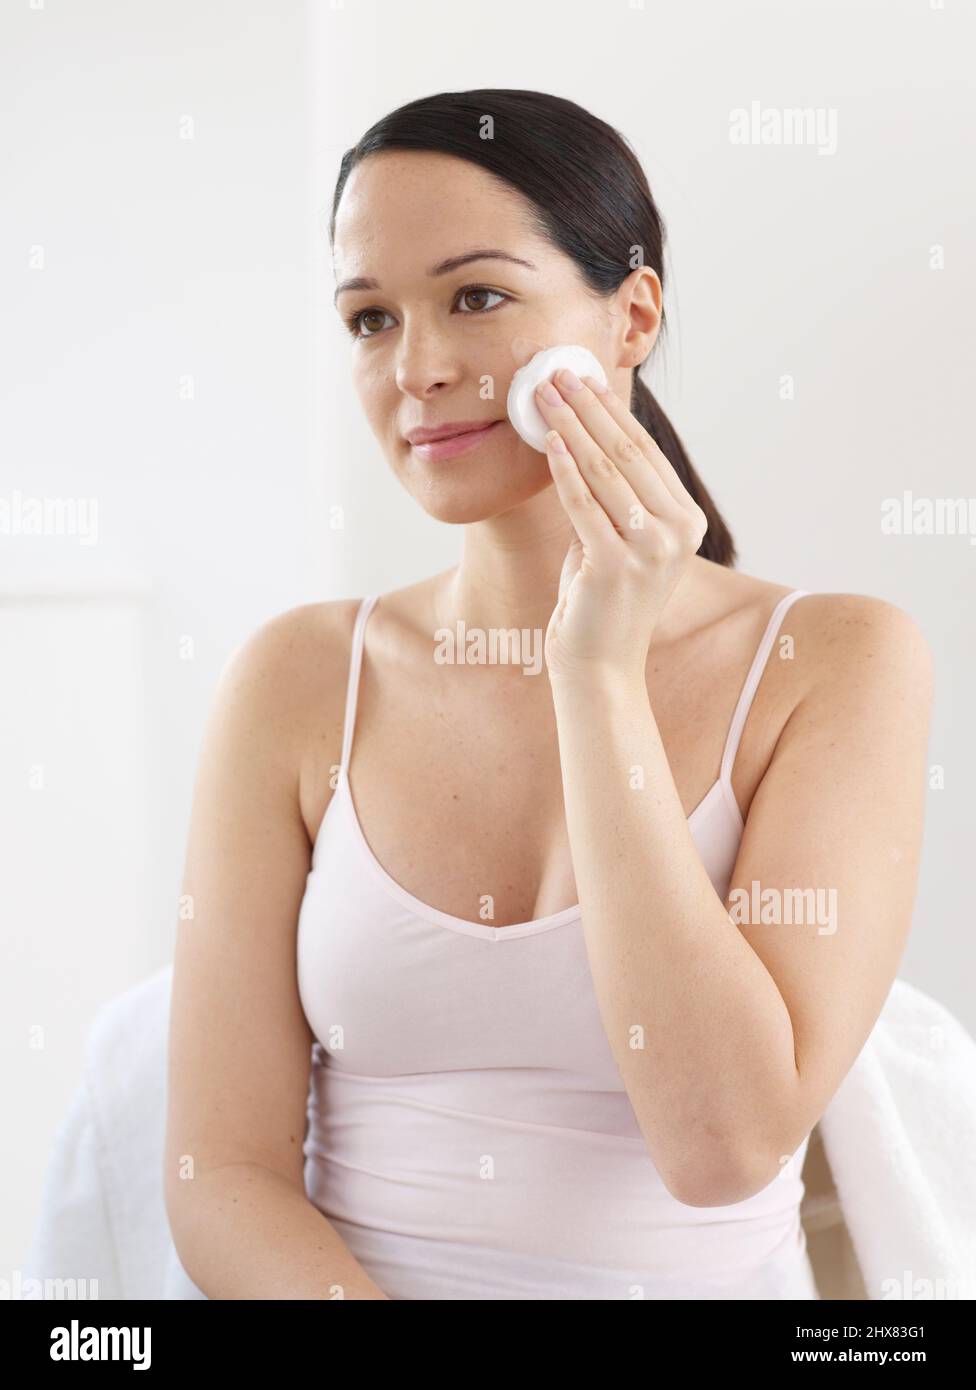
left=333, top=250, right=538, bottom=306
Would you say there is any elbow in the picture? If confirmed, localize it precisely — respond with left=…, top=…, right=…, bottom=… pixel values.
left=163, top=1153, right=202, bottom=1263
left=163, top=1171, right=192, bottom=1257
left=663, top=1148, right=781, bottom=1209
left=666, top=1173, right=761, bottom=1210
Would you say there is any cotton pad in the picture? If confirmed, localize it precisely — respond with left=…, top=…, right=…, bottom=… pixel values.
left=507, top=345, right=608, bottom=452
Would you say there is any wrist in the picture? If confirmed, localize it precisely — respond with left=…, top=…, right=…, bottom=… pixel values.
left=548, top=660, right=649, bottom=705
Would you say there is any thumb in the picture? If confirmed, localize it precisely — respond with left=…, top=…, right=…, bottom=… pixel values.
left=558, top=536, right=583, bottom=601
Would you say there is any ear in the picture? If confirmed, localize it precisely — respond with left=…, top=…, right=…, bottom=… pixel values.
left=619, top=266, right=663, bottom=365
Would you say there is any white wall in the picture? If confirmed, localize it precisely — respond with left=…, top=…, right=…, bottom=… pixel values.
left=3, top=0, right=973, bottom=1280
left=1, top=0, right=311, bottom=1274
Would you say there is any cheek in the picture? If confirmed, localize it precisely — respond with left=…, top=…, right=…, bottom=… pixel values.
left=351, top=365, right=397, bottom=435
left=351, top=361, right=377, bottom=404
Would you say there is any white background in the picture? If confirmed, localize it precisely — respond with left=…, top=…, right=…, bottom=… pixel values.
left=2, top=0, right=973, bottom=1275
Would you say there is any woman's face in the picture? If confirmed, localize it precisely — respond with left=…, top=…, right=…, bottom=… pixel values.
left=332, top=150, right=631, bottom=524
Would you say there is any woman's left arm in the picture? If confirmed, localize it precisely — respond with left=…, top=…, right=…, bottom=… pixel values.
left=536, top=370, right=935, bottom=1209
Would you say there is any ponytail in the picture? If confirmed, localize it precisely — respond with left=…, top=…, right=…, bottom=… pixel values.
left=631, top=375, right=736, bottom=567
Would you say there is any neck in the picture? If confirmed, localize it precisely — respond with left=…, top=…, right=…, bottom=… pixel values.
left=433, top=485, right=711, bottom=648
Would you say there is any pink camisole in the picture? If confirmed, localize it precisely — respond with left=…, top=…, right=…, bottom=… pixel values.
left=296, top=588, right=820, bottom=1300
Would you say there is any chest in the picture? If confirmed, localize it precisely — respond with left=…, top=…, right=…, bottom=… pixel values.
left=319, top=635, right=784, bottom=929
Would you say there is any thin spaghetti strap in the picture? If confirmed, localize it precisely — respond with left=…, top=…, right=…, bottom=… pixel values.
left=339, top=595, right=379, bottom=775
left=719, top=589, right=811, bottom=785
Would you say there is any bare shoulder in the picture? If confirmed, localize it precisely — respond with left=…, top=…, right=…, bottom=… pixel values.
left=203, top=599, right=364, bottom=828
left=221, top=597, right=363, bottom=693
left=223, top=600, right=375, bottom=845
left=707, top=562, right=934, bottom=699
left=752, top=592, right=936, bottom=792
left=231, top=571, right=444, bottom=680
left=699, top=572, right=935, bottom=766
left=213, top=598, right=361, bottom=732
left=782, top=591, right=934, bottom=700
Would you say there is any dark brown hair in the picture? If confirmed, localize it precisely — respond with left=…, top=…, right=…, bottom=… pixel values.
left=330, top=88, right=736, bottom=566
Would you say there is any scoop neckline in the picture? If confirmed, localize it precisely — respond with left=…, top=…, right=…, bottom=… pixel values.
left=321, top=770, right=733, bottom=941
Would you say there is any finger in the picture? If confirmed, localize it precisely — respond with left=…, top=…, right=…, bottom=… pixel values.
left=534, top=387, right=646, bottom=536
left=579, top=373, right=696, bottom=512
left=537, top=374, right=684, bottom=523
left=544, top=429, right=620, bottom=555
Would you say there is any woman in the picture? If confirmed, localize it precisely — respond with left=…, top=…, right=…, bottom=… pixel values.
left=163, top=89, right=933, bottom=1300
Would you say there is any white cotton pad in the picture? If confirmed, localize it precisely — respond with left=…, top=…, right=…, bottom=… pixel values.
left=506, top=345, right=608, bottom=452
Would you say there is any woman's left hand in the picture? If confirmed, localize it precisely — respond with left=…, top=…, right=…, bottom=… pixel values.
left=536, top=368, right=707, bottom=683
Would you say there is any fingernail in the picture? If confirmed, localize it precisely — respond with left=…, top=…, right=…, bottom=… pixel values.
left=558, top=368, right=583, bottom=392
left=537, top=381, right=561, bottom=405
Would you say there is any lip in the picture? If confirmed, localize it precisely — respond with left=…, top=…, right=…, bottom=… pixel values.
left=408, top=419, right=505, bottom=462
left=404, top=419, right=502, bottom=445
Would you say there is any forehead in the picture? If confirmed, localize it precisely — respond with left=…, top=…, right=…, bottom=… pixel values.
left=333, top=150, right=542, bottom=268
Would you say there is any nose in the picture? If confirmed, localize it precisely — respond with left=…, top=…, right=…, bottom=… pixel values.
left=394, top=319, right=465, bottom=398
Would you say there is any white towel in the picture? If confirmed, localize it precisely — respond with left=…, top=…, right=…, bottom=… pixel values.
left=817, top=977, right=976, bottom=1299
left=24, top=965, right=206, bottom=1300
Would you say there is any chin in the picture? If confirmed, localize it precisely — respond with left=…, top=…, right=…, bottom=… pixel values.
left=397, top=454, right=552, bottom=524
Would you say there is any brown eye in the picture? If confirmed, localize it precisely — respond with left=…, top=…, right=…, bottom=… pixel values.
left=460, top=288, right=490, bottom=311
left=345, top=286, right=508, bottom=340
left=457, top=287, right=505, bottom=314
